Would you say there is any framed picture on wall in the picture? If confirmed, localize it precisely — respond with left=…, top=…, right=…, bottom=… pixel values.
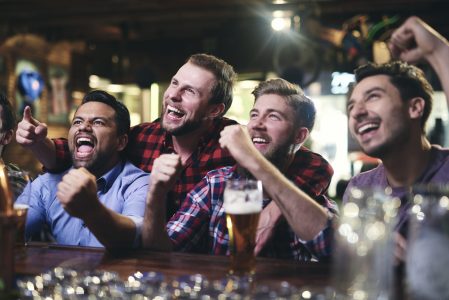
left=15, top=58, right=45, bottom=121
left=47, top=65, right=70, bottom=124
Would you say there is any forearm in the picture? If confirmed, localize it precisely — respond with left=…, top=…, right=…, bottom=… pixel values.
left=427, top=44, right=449, bottom=103
left=83, top=202, right=138, bottom=250
left=141, top=189, right=173, bottom=251
left=29, top=138, right=57, bottom=170
left=245, top=154, right=329, bottom=240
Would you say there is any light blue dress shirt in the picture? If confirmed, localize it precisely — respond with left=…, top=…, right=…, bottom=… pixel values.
left=16, top=161, right=150, bottom=248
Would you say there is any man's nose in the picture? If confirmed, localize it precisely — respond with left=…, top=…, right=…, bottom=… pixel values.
left=167, top=86, right=182, bottom=101
left=248, top=116, right=266, bottom=130
left=79, top=121, right=93, bottom=131
left=350, top=102, right=368, bottom=120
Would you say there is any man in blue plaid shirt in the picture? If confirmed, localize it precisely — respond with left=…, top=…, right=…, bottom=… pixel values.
left=142, top=78, right=337, bottom=261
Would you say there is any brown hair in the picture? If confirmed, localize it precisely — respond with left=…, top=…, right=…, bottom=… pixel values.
left=188, top=54, right=236, bottom=116
left=252, top=78, right=316, bottom=131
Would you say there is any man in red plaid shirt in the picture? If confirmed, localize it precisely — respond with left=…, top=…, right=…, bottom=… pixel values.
left=142, top=79, right=337, bottom=260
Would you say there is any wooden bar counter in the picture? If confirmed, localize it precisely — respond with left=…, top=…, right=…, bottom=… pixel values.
left=15, top=243, right=331, bottom=289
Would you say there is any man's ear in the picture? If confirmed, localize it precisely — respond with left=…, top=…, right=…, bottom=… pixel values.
left=294, top=127, right=309, bottom=146
left=408, top=97, right=426, bottom=120
left=0, top=129, right=14, bottom=146
left=117, top=134, right=128, bottom=152
left=207, top=103, right=225, bottom=119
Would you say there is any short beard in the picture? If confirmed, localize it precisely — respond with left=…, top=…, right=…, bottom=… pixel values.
left=161, top=119, right=204, bottom=136
left=72, top=153, right=106, bottom=177
left=237, top=136, right=297, bottom=177
left=264, top=134, right=297, bottom=171
left=362, top=125, right=410, bottom=159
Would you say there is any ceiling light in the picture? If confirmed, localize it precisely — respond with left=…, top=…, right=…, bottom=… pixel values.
left=271, top=17, right=291, bottom=31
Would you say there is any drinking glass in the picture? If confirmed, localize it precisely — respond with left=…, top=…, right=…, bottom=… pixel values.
left=224, top=179, right=263, bottom=277
left=406, top=185, right=449, bottom=300
left=13, top=203, right=28, bottom=246
left=332, top=187, right=400, bottom=300
left=8, top=169, right=30, bottom=201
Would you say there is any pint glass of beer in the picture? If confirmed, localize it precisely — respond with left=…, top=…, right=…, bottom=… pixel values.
left=224, top=179, right=263, bottom=277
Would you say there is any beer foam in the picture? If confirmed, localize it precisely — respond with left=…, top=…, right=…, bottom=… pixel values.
left=224, top=201, right=261, bottom=214
left=224, top=189, right=262, bottom=214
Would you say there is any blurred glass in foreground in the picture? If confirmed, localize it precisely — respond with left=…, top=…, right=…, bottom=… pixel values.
left=407, top=185, right=449, bottom=300
left=333, top=187, right=400, bottom=300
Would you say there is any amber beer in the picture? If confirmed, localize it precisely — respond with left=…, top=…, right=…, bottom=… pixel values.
left=224, top=179, right=263, bottom=276
left=13, top=203, right=28, bottom=246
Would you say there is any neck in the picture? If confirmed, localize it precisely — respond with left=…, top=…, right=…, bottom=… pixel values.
left=382, top=135, right=432, bottom=188
left=172, top=119, right=214, bottom=164
left=87, top=155, right=121, bottom=179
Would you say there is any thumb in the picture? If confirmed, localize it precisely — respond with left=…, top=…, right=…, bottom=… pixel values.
left=23, top=106, right=39, bottom=126
left=254, top=242, right=262, bottom=256
left=400, top=48, right=423, bottom=63
left=34, top=122, right=48, bottom=138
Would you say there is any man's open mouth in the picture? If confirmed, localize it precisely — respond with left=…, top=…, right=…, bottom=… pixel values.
left=167, top=105, right=185, bottom=119
left=252, top=137, right=269, bottom=145
left=76, top=136, right=95, bottom=158
left=357, top=122, right=380, bottom=135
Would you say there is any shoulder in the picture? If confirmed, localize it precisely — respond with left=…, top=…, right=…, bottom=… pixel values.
left=120, top=161, right=150, bottom=179
left=32, top=171, right=66, bottom=186
left=348, top=164, right=386, bottom=189
left=189, top=167, right=232, bottom=194
left=295, top=147, right=333, bottom=170
left=129, top=120, right=162, bottom=135
left=343, top=165, right=387, bottom=203
left=26, top=171, right=66, bottom=202
left=431, top=145, right=449, bottom=161
left=213, top=117, right=238, bottom=130
left=217, top=117, right=238, bottom=126
left=423, top=146, right=449, bottom=181
left=205, top=166, right=233, bottom=180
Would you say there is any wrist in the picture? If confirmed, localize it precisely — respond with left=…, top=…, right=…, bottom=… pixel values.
left=81, top=196, right=103, bottom=221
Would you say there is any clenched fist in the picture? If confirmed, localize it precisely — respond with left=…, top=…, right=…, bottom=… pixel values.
left=56, top=168, right=99, bottom=219
left=219, top=125, right=259, bottom=167
left=150, top=154, right=183, bottom=193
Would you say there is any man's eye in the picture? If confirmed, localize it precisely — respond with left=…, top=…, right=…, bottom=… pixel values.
left=186, top=88, right=196, bottom=95
left=72, top=120, right=82, bottom=125
left=367, top=93, right=379, bottom=101
left=93, top=120, right=105, bottom=126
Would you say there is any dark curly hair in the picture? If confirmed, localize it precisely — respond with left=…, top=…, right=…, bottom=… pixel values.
left=354, top=61, right=433, bottom=129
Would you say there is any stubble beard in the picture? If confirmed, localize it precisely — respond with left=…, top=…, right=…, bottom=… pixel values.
left=362, top=124, right=410, bottom=159
left=237, top=133, right=297, bottom=176
left=162, top=118, right=204, bottom=136
left=71, top=151, right=107, bottom=176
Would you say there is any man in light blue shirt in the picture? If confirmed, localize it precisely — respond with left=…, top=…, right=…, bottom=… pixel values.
left=16, top=90, right=149, bottom=250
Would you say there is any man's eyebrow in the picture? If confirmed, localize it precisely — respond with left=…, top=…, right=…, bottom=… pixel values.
left=347, top=86, right=386, bottom=106
left=363, top=86, right=386, bottom=95
left=266, top=108, right=288, bottom=118
left=250, top=107, right=288, bottom=118
left=249, top=108, right=258, bottom=113
left=72, top=116, right=111, bottom=121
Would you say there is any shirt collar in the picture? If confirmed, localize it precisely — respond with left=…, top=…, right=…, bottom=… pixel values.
left=96, top=160, right=125, bottom=193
